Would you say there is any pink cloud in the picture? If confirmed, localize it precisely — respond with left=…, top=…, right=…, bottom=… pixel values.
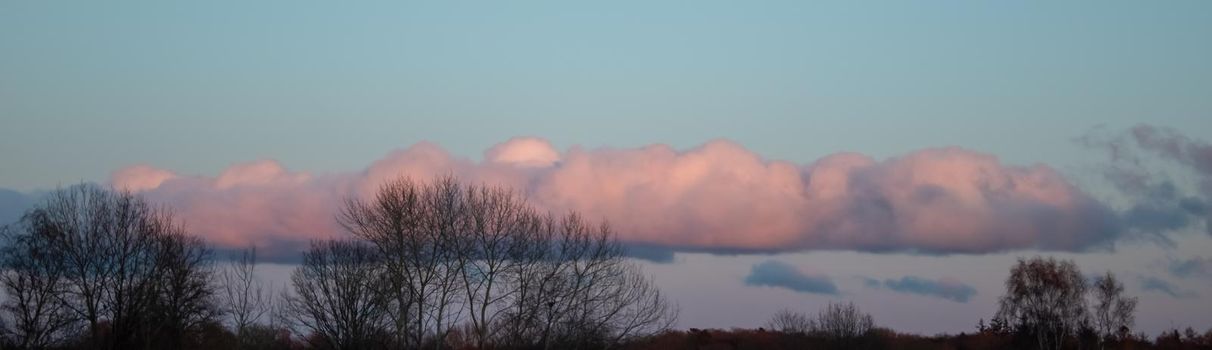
left=111, top=137, right=1118, bottom=254
left=111, top=165, right=178, bottom=192
left=485, top=137, right=561, bottom=167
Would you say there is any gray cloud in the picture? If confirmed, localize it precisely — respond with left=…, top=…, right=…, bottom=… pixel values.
left=868, top=276, right=977, bottom=303
left=212, top=239, right=309, bottom=264
left=0, top=188, right=35, bottom=227
left=1083, top=125, right=1212, bottom=239
left=1132, top=125, right=1212, bottom=176
left=1132, top=125, right=1212, bottom=236
left=1140, top=277, right=1198, bottom=299
left=1169, top=257, right=1212, bottom=281
left=744, top=260, right=838, bottom=295
left=622, top=244, right=677, bottom=264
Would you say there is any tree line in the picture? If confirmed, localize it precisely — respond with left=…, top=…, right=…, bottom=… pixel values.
left=668, top=256, right=1203, bottom=350
left=0, top=177, right=677, bottom=350
left=623, top=256, right=1210, bottom=350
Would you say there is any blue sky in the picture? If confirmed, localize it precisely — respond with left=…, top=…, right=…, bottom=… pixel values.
left=3, top=0, right=1212, bottom=335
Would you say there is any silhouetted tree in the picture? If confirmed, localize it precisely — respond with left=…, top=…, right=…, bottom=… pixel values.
left=1091, top=271, right=1136, bottom=347
left=0, top=222, right=72, bottom=349
left=339, top=177, right=453, bottom=349
left=995, top=256, right=1089, bottom=350
left=0, top=185, right=219, bottom=350
left=42, top=185, right=165, bottom=349
left=282, top=239, right=390, bottom=350
left=221, top=246, right=275, bottom=349
left=767, top=308, right=814, bottom=335
left=815, top=301, right=874, bottom=341
left=498, top=213, right=676, bottom=350
left=452, top=184, right=544, bottom=349
left=337, top=176, right=676, bottom=350
left=144, top=233, right=219, bottom=349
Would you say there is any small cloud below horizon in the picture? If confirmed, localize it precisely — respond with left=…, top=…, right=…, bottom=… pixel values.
left=864, top=276, right=977, bottom=303
left=744, top=260, right=838, bottom=295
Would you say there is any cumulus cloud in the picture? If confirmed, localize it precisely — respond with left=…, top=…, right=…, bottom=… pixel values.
left=485, top=137, right=561, bottom=168
left=111, top=137, right=1124, bottom=256
left=867, top=276, right=977, bottom=303
left=1140, top=277, right=1198, bottom=299
left=743, top=260, right=838, bottom=295
left=112, top=165, right=178, bottom=192
left=112, top=160, right=347, bottom=249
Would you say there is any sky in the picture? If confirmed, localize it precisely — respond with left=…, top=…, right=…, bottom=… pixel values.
left=3, top=0, right=1212, bottom=336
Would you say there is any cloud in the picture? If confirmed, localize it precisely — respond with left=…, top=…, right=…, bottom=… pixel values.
left=743, top=260, right=838, bottom=295
left=0, top=188, right=35, bottom=227
left=622, top=244, right=677, bottom=264
left=1131, top=125, right=1212, bottom=177
left=112, top=165, right=178, bottom=192
left=212, top=239, right=310, bottom=264
left=485, top=137, right=561, bottom=168
left=1131, top=125, right=1212, bottom=236
left=112, top=137, right=1124, bottom=255
left=1083, top=125, right=1212, bottom=238
left=1169, top=257, right=1212, bottom=281
left=869, top=276, right=977, bottom=303
left=1140, top=277, right=1198, bottom=299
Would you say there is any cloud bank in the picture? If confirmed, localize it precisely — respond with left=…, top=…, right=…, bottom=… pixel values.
left=109, top=137, right=1124, bottom=255
left=866, top=276, right=978, bottom=303
left=743, top=260, right=838, bottom=295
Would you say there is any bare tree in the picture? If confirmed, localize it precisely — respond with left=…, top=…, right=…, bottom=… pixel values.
left=1091, top=271, right=1136, bottom=346
left=0, top=185, right=219, bottom=350
left=337, top=176, right=676, bottom=350
left=504, top=213, right=676, bottom=350
left=36, top=185, right=168, bottom=349
left=995, top=256, right=1089, bottom=350
left=0, top=223, right=72, bottom=349
left=339, top=177, right=431, bottom=348
left=283, top=239, right=390, bottom=350
left=416, top=178, right=471, bottom=349
left=344, top=177, right=531, bottom=349
left=454, top=184, right=543, bottom=348
left=815, top=301, right=874, bottom=340
left=221, top=246, right=274, bottom=348
left=145, top=232, right=219, bottom=349
left=497, top=213, right=561, bottom=347
left=766, top=309, right=814, bottom=335
left=764, top=301, right=872, bottom=348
